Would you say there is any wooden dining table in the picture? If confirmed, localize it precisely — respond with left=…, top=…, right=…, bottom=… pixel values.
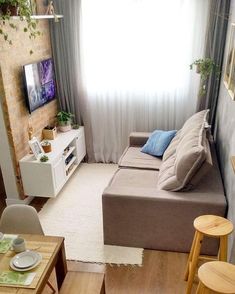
left=0, top=234, right=67, bottom=293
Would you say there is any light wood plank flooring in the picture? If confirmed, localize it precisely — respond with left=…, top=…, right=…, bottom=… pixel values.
left=0, top=197, right=198, bottom=293
left=66, top=250, right=198, bottom=294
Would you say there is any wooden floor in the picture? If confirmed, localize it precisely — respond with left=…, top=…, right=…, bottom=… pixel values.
left=66, top=250, right=198, bottom=294
left=0, top=196, right=199, bottom=293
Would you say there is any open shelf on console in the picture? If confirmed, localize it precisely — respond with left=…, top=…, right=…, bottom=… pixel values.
left=63, top=146, right=76, bottom=161
left=65, top=156, right=77, bottom=171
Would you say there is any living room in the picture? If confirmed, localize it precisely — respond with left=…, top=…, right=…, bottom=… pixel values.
left=0, top=0, right=235, bottom=293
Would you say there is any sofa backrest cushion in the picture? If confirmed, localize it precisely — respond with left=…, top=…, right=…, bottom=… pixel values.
left=163, top=130, right=181, bottom=161
left=183, top=136, right=213, bottom=190
left=158, top=110, right=210, bottom=191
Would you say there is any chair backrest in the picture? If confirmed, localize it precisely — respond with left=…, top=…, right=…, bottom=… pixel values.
left=0, top=204, right=44, bottom=235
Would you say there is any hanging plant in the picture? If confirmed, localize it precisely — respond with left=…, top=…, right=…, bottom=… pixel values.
left=0, top=0, right=41, bottom=54
left=190, top=58, right=220, bottom=96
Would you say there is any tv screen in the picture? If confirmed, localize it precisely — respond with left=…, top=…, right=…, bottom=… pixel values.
left=23, top=58, right=56, bottom=113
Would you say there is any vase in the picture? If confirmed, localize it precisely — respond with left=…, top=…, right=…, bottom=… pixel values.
left=0, top=4, right=18, bottom=16
left=42, top=144, right=52, bottom=153
left=58, top=121, right=72, bottom=132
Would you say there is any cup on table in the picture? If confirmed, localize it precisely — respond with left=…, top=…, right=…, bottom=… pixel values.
left=12, top=237, right=26, bottom=253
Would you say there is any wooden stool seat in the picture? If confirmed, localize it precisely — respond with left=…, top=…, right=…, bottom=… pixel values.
left=185, top=215, right=233, bottom=294
left=197, top=261, right=235, bottom=294
left=194, top=215, right=233, bottom=237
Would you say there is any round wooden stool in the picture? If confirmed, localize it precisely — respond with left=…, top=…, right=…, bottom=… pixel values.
left=184, top=215, right=233, bottom=294
left=196, top=261, right=235, bottom=294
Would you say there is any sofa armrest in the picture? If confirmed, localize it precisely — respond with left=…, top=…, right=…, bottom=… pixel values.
left=129, top=132, right=151, bottom=147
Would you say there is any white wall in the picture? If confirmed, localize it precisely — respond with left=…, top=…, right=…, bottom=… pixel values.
left=0, top=95, right=32, bottom=205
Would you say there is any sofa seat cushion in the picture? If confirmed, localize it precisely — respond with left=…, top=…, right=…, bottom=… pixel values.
left=109, top=168, right=158, bottom=190
left=118, top=147, right=162, bottom=170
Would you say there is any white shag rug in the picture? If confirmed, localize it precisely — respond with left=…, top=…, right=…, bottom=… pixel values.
left=39, top=163, right=143, bottom=265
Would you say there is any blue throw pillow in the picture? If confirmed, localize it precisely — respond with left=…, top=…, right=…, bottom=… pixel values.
left=141, top=130, right=177, bottom=157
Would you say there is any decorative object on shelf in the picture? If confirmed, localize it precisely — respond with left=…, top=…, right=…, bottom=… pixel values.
left=27, top=124, right=33, bottom=140
left=72, top=124, right=80, bottom=129
left=42, top=125, right=57, bottom=140
left=224, top=23, right=235, bottom=100
left=56, top=111, right=74, bottom=132
left=65, top=153, right=74, bottom=165
left=30, top=0, right=36, bottom=15
left=0, top=1, right=18, bottom=15
left=45, top=0, right=58, bottom=22
left=27, top=121, right=34, bottom=153
left=40, top=155, right=49, bottom=162
left=190, top=58, right=220, bottom=97
left=63, top=146, right=70, bottom=155
left=28, top=137, right=44, bottom=159
left=0, top=0, right=41, bottom=54
left=41, top=140, right=52, bottom=153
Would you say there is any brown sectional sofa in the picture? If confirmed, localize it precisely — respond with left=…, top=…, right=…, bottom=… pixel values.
left=102, top=112, right=227, bottom=255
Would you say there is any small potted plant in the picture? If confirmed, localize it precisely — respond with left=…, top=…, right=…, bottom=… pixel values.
left=0, top=0, right=18, bottom=15
left=41, top=140, right=52, bottom=153
left=0, top=0, right=40, bottom=53
left=190, top=58, right=220, bottom=81
left=40, top=155, right=49, bottom=162
left=56, top=111, right=74, bottom=132
left=190, top=58, right=220, bottom=96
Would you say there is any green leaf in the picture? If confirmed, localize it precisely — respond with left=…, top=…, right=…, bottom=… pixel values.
left=9, top=23, right=16, bottom=29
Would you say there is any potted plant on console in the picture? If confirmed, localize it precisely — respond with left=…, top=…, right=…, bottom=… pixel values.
left=56, top=111, right=74, bottom=132
left=41, top=140, right=52, bottom=153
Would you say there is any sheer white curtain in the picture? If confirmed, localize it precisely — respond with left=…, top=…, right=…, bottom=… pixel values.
left=80, top=0, right=209, bottom=162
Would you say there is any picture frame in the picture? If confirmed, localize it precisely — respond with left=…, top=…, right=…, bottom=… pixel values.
left=224, top=23, right=235, bottom=100
left=29, top=137, right=44, bottom=160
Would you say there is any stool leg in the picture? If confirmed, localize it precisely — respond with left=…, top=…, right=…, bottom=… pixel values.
left=184, top=231, right=197, bottom=281
left=186, top=232, right=203, bottom=294
left=196, top=281, right=204, bottom=294
left=219, top=235, right=228, bottom=262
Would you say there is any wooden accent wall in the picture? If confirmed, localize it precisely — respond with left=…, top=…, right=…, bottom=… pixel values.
left=0, top=0, right=58, bottom=199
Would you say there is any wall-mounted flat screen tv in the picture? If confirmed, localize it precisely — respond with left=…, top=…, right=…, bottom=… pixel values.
left=23, top=58, right=56, bottom=113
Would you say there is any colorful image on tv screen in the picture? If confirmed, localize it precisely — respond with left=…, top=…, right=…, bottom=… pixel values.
left=24, top=58, right=56, bottom=113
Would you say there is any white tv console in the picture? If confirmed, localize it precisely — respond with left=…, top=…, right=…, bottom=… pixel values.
left=19, top=127, right=86, bottom=198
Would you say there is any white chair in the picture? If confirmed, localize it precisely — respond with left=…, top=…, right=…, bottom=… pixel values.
left=0, top=204, right=56, bottom=293
left=0, top=204, right=44, bottom=234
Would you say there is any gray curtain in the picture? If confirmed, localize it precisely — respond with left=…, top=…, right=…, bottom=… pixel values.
left=197, top=0, right=230, bottom=129
left=49, top=0, right=95, bottom=161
